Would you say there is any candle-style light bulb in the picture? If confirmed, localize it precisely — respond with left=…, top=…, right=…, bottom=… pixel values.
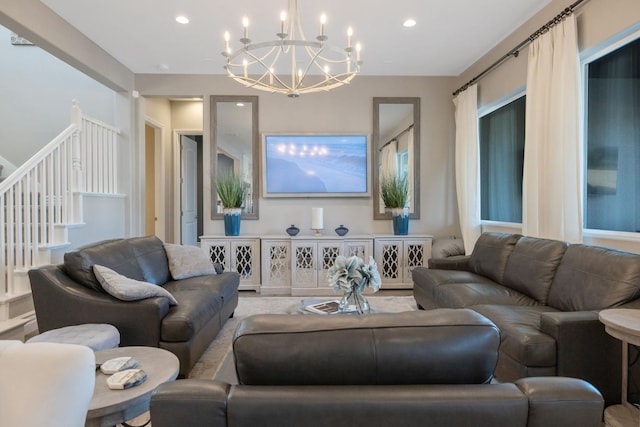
left=224, top=31, right=230, bottom=51
left=269, top=67, right=274, bottom=84
left=324, top=65, right=330, bottom=82
left=280, top=11, right=286, bottom=35
left=242, top=16, right=249, bottom=39
left=297, top=68, right=303, bottom=85
left=347, top=27, right=353, bottom=48
left=356, top=42, right=362, bottom=62
left=320, top=14, right=326, bottom=36
left=243, top=59, right=248, bottom=78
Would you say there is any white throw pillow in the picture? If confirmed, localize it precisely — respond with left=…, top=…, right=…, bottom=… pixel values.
left=163, top=243, right=216, bottom=280
left=93, top=264, right=178, bottom=306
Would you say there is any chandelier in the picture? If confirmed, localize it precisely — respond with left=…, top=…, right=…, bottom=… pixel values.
left=222, top=0, right=362, bottom=98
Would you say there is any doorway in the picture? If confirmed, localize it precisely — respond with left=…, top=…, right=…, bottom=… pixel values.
left=144, top=121, right=165, bottom=240
left=179, top=133, right=204, bottom=245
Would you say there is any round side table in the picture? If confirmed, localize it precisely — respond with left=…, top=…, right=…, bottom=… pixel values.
left=599, top=309, right=640, bottom=427
left=86, top=346, right=179, bottom=427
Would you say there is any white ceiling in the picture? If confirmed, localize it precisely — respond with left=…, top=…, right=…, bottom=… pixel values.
left=39, top=0, right=551, bottom=76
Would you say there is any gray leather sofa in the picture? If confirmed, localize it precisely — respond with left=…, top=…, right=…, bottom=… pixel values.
left=413, top=231, right=640, bottom=405
left=150, top=309, right=604, bottom=427
left=28, top=236, right=239, bottom=377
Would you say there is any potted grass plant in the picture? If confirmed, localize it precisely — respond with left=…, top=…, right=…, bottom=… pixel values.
left=215, top=172, right=247, bottom=236
left=380, top=174, right=409, bottom=235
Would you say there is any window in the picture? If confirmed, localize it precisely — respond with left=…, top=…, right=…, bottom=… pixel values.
left=479, top=95, right=526, bottom=222
left=397, top=150, right=409, bottom=181
left=585, top=37, right=640, bottom=232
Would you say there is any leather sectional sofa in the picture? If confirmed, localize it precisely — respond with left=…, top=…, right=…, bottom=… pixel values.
left=28, top=235, right=239, bottom=377
left=413, top=231, right=640, bottom=405
left=149, top=309, right=604, bottom=427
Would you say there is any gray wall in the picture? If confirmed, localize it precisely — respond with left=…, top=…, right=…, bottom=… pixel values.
left=0, top=25, right=117, bottom=167
left=1, top=0, right=637, bottom=250
left=455, top=0, right=640, bottom=109
left=136, top=74, right=459, bottom=239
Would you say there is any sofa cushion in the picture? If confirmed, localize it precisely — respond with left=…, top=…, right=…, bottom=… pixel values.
left=129, top=236, right=171, bottom=285
left=232, top=309, right=500, bottom=386
left=435, top=281, right=538, bottom=308
left=472, top=304, right=559, bottom=368
left=468, top=233, right=521, bottom=284
left=503, top=237, right=568, bottom=305
left=164, top=272, right=239, bottom=304
left=161, top=290, right=222, bottom=342
left=411, top=269, right=495, bottom=305
left=64, top=239, right=144, bottom=293
left=163, top=243, right=216, bottom=280
left=93, top=264, right=178, bottom=306
left=431, top=237, right=465, bottom=258
left=548, top=244, right=640, bottom=311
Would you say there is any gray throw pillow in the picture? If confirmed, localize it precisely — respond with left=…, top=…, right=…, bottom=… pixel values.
left=163, top=243, right=216, bottom=280
left=93, top=264, right=178, bottom=305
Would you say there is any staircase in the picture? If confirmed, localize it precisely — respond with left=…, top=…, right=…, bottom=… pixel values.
left=0, top=100, right=120, bottom=339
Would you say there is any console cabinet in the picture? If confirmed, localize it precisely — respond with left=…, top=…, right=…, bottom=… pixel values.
left=201, top=235, right=429, bottom=293
left=200, top=236, right=261, bottom=291
left=374, top=236, right=432, bottom=289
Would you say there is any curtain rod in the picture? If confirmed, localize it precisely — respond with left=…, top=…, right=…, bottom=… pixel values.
left=380, top=124, right=414, bottom=151
left=452, top=0, right=588, bottom=97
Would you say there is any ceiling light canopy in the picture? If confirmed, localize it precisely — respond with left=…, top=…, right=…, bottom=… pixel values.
left=222, top=0, right=362, bottom=98
left=176, top=15, right=189, bottom=24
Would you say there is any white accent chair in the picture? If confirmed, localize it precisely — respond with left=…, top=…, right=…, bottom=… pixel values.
left=0, top=340, right=95, bottom=427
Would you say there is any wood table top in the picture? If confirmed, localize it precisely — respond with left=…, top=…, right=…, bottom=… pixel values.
left=599, top=308, right=640, bottom=346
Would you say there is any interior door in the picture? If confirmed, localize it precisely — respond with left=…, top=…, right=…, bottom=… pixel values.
left=180, top=135, right=198, bottom=245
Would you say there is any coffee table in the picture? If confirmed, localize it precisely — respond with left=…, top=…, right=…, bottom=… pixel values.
left=298, top=297, right=416, bottom=314
left=86, top=346, right=179, bottom=427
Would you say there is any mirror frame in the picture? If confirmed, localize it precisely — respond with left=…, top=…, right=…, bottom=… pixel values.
left=210, top=95, right=260, bottom=220
left=372, top=97, right=421, bottom=220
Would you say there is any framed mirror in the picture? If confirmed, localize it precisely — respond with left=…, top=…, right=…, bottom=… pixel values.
left=372, top=97, right=420, bottom=220
left=210, top=95, right=259, bottom=219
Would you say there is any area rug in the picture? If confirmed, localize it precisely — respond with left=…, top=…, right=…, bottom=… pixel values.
left=187, top=295, right=418, bottom=381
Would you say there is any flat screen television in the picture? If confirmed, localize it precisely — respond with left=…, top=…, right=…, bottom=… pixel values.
left=262, top=133, right=370, bottom=198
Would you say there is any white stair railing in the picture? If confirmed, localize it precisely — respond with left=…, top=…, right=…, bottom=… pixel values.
left=0, top=100, right=120, bottom=299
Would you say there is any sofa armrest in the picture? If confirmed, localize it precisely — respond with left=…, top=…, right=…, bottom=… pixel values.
left=427, top=255, right=471, bottom=270
left=540, top=311, right=621, bottom=405
left=150, top=380, right=230, bottom=427
left=514, top=377, right=603, bottom=427
left=29, top=265, right=170, bottom=346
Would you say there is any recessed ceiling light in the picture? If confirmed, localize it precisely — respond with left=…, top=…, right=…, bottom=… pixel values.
left=176, top=16, right=190, bottom=24
left=236, top=103, right=245, bottom=107
left=403, top=19, right=416, bottom=28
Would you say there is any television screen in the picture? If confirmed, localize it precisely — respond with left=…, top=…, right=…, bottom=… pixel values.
left=262, top=134, right=369, bottom=197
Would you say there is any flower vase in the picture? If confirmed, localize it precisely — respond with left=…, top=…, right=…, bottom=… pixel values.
left=339, top=278, right=370, bottom=314
left=391, top=207, right=409, bottom=235
left=223, top=208, right=242, bottom=236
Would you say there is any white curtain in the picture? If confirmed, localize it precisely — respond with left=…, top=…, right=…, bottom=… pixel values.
left=407, top=127, right=414, bottom=211
left=380, top=142, right=397, bottom=212
left=522, top=14, right=583, bottom=243
left=380, top=142, right=397, bottom=179
left=453, top=84, right=481, bottom=254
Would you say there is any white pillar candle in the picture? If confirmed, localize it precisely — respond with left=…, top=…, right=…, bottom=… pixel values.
left=311, top=207, right=323, bottom=230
